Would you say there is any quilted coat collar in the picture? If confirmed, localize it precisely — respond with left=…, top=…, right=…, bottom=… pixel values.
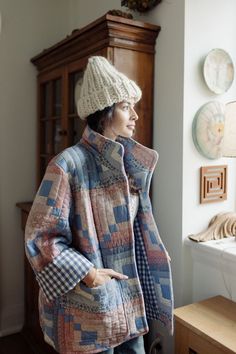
left=81, top=125, right=159, bottom=192
left=82, top=125, right=158, bottom=169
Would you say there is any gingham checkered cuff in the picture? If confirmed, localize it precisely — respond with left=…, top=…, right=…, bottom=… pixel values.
left=36, top=248, right=93, bottom=302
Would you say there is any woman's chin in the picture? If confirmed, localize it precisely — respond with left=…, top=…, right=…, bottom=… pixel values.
left=120, top=130, right=134, bottom=138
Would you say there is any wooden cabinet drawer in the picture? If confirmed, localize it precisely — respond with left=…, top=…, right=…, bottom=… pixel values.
left=174, top=296, right=236, bottom=354
left=188, top=329, right=225, bottom=354
left=175, top=322, right=231, bottom=354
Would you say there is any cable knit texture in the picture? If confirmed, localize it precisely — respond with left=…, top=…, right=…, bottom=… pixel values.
left=76, top=56, right=142, bottom=119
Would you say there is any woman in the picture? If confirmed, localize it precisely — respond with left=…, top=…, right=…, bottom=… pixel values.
left=25, top=56, right=173, bottom=354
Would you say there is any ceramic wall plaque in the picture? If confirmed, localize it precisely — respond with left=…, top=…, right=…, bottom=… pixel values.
left=192, top=101, right=225, bottom=159
left=203, top=49, right=234, bottom=94
left=223, top=101, right=236, bottom=157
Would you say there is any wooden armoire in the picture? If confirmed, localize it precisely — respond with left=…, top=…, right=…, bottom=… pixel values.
left=17, top=13, right=160, bottom=353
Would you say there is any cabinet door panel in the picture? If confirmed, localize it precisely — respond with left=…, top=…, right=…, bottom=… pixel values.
left=41, top=82, right=50, bottom=118
left=69, top=71, right=83, bottom=115
left=52, top=78, right=62, bottom=117
left=40, top=120, right=52, bottom=155
left=67, top=70, right=85, bottom=144
left=38, top=70, right=64, bottom=182
left=72, top=116, right=86, bottom=144
left=53, top=118, right=63, bottom=154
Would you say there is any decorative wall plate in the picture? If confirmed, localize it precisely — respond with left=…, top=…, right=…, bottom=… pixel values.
left=192, top=101, right=225, bottom=159
left=203, top=49, right=234, bottom=94
left=223, top=101, right=236, bottom=157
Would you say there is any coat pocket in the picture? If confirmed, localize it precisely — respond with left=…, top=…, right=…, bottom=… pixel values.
left=65, top=278, right=123, bottom=312
left=56, top=279, right=129, bottom=351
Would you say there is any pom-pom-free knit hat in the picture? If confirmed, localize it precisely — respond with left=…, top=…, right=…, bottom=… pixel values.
left=76, top=56, right=142, bottom=120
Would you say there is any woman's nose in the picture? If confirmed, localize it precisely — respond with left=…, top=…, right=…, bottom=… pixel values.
left=130, top=108, right=139, bottom=120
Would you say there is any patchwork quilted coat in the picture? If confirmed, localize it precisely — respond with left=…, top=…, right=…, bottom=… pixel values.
left=25, top=125, right=173, bottom=353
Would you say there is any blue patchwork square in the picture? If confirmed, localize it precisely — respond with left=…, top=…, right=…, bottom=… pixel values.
left=47, top=198, right=56, bottom=206
left=142, top=223, right=149, bottom=231
left=58, top=308, right=65, bottom=315
left=82, top=230, right=89, bottom=238
left=57, top=158, right=68, bottom=172
left=75, top=214, right=82, bottom=230
left=103, top=233, right=112, bottom=242
left=52, top=207, right=61, bottom=217
left=64, top=314, right=73, bottom=322
left=161, top=284, right=171, bottom=299
left=74, top=323, right=81, bottom=330
left=39, top=180, right=53, bottom=197
left=135, top=316, right=145, bottom=330
left=113, top=205, right=129, bottom=223
left=26, top=239, right=40, bottom=257
left=122, top=263, right=135, bottom=277
left=81, top=331, right=97, bottom=343
left=149, top=231, right=158, bottom=245
left=109, top=224, right=118, bottom=233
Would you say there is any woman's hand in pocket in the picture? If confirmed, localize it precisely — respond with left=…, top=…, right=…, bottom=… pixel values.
left=83, top=268, right=128, bottom=288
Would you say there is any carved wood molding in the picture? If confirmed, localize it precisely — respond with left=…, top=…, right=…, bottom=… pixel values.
left=31, top=14, right=160, bottom=72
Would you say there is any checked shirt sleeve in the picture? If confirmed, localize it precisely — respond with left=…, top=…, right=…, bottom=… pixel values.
left=25, top=158, right=93, bottom=302
left=36, top=248, right=92, bottom=302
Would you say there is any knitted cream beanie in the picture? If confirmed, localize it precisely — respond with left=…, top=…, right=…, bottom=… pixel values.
left=76, top=56, right=142, bottom=120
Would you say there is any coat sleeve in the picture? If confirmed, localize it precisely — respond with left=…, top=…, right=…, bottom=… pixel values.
left=25, top=159, right=93, bottom=302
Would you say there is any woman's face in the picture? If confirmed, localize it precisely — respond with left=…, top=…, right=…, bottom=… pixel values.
left=103, top=99, right=139, bottom=140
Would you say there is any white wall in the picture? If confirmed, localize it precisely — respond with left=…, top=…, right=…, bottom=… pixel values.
left=139, top=1, right=185, bottom=308
left=0, top=0, right=71, bottom=335
left=68, top=0, right=123, bottom=31
left=183, top=0, right=236, bottom=304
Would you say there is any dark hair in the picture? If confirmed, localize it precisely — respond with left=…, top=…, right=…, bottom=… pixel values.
left=86, top=104, right=116, bottom=134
